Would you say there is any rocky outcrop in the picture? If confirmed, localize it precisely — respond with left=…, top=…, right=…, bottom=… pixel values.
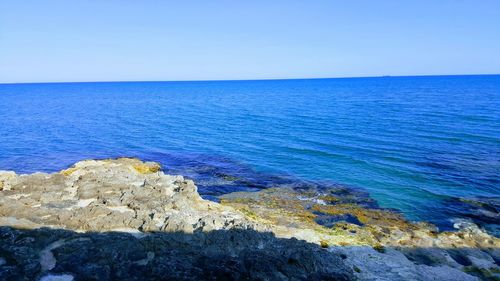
left=0, top=158, right=498, bottom=280
left=0, top=158, right=354, bottom=281
left=0, top=158, right=255, bottom=233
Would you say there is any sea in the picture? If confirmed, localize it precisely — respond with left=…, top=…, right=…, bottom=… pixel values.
left=1, top=75, right=499, bottom=235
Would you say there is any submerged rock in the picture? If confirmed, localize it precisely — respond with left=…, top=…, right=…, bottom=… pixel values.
left=0, top=158, right=498, bottom=280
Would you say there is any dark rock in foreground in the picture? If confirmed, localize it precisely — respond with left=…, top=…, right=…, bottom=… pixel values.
left=0, top=227, right=352, bottom=281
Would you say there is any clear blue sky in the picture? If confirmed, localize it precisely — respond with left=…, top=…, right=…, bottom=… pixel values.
left=1, top=0, right=499, bottom=83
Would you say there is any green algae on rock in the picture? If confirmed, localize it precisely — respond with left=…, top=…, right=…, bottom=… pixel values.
left=220, top=187, right=500, bottom=280
left=219, top=187, right=498, bottom=247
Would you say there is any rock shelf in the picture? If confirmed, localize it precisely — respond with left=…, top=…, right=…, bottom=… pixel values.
left=0, top=158, right=498, bottom=280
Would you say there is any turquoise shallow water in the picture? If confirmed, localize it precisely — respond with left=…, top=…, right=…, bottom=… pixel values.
left=0, top=75, right=499, bottom=233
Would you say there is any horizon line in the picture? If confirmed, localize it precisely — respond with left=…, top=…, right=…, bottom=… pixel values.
left=1, top=73, right=499, bottom=85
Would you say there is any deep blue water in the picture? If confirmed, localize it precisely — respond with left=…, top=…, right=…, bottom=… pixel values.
left=0, top=75, right=499, bottom=234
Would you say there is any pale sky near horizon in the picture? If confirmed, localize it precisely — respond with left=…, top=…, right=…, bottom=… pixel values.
left=1, top=0, right=500, bottom=83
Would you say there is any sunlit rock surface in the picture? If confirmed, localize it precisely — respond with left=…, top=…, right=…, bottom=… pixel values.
left=0, top=158, right=498, bottom=280
left=0, top=158, right=255, bottom=233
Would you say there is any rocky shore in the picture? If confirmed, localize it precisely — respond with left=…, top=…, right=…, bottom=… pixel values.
left=0, top=158, right=498, bottom=280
